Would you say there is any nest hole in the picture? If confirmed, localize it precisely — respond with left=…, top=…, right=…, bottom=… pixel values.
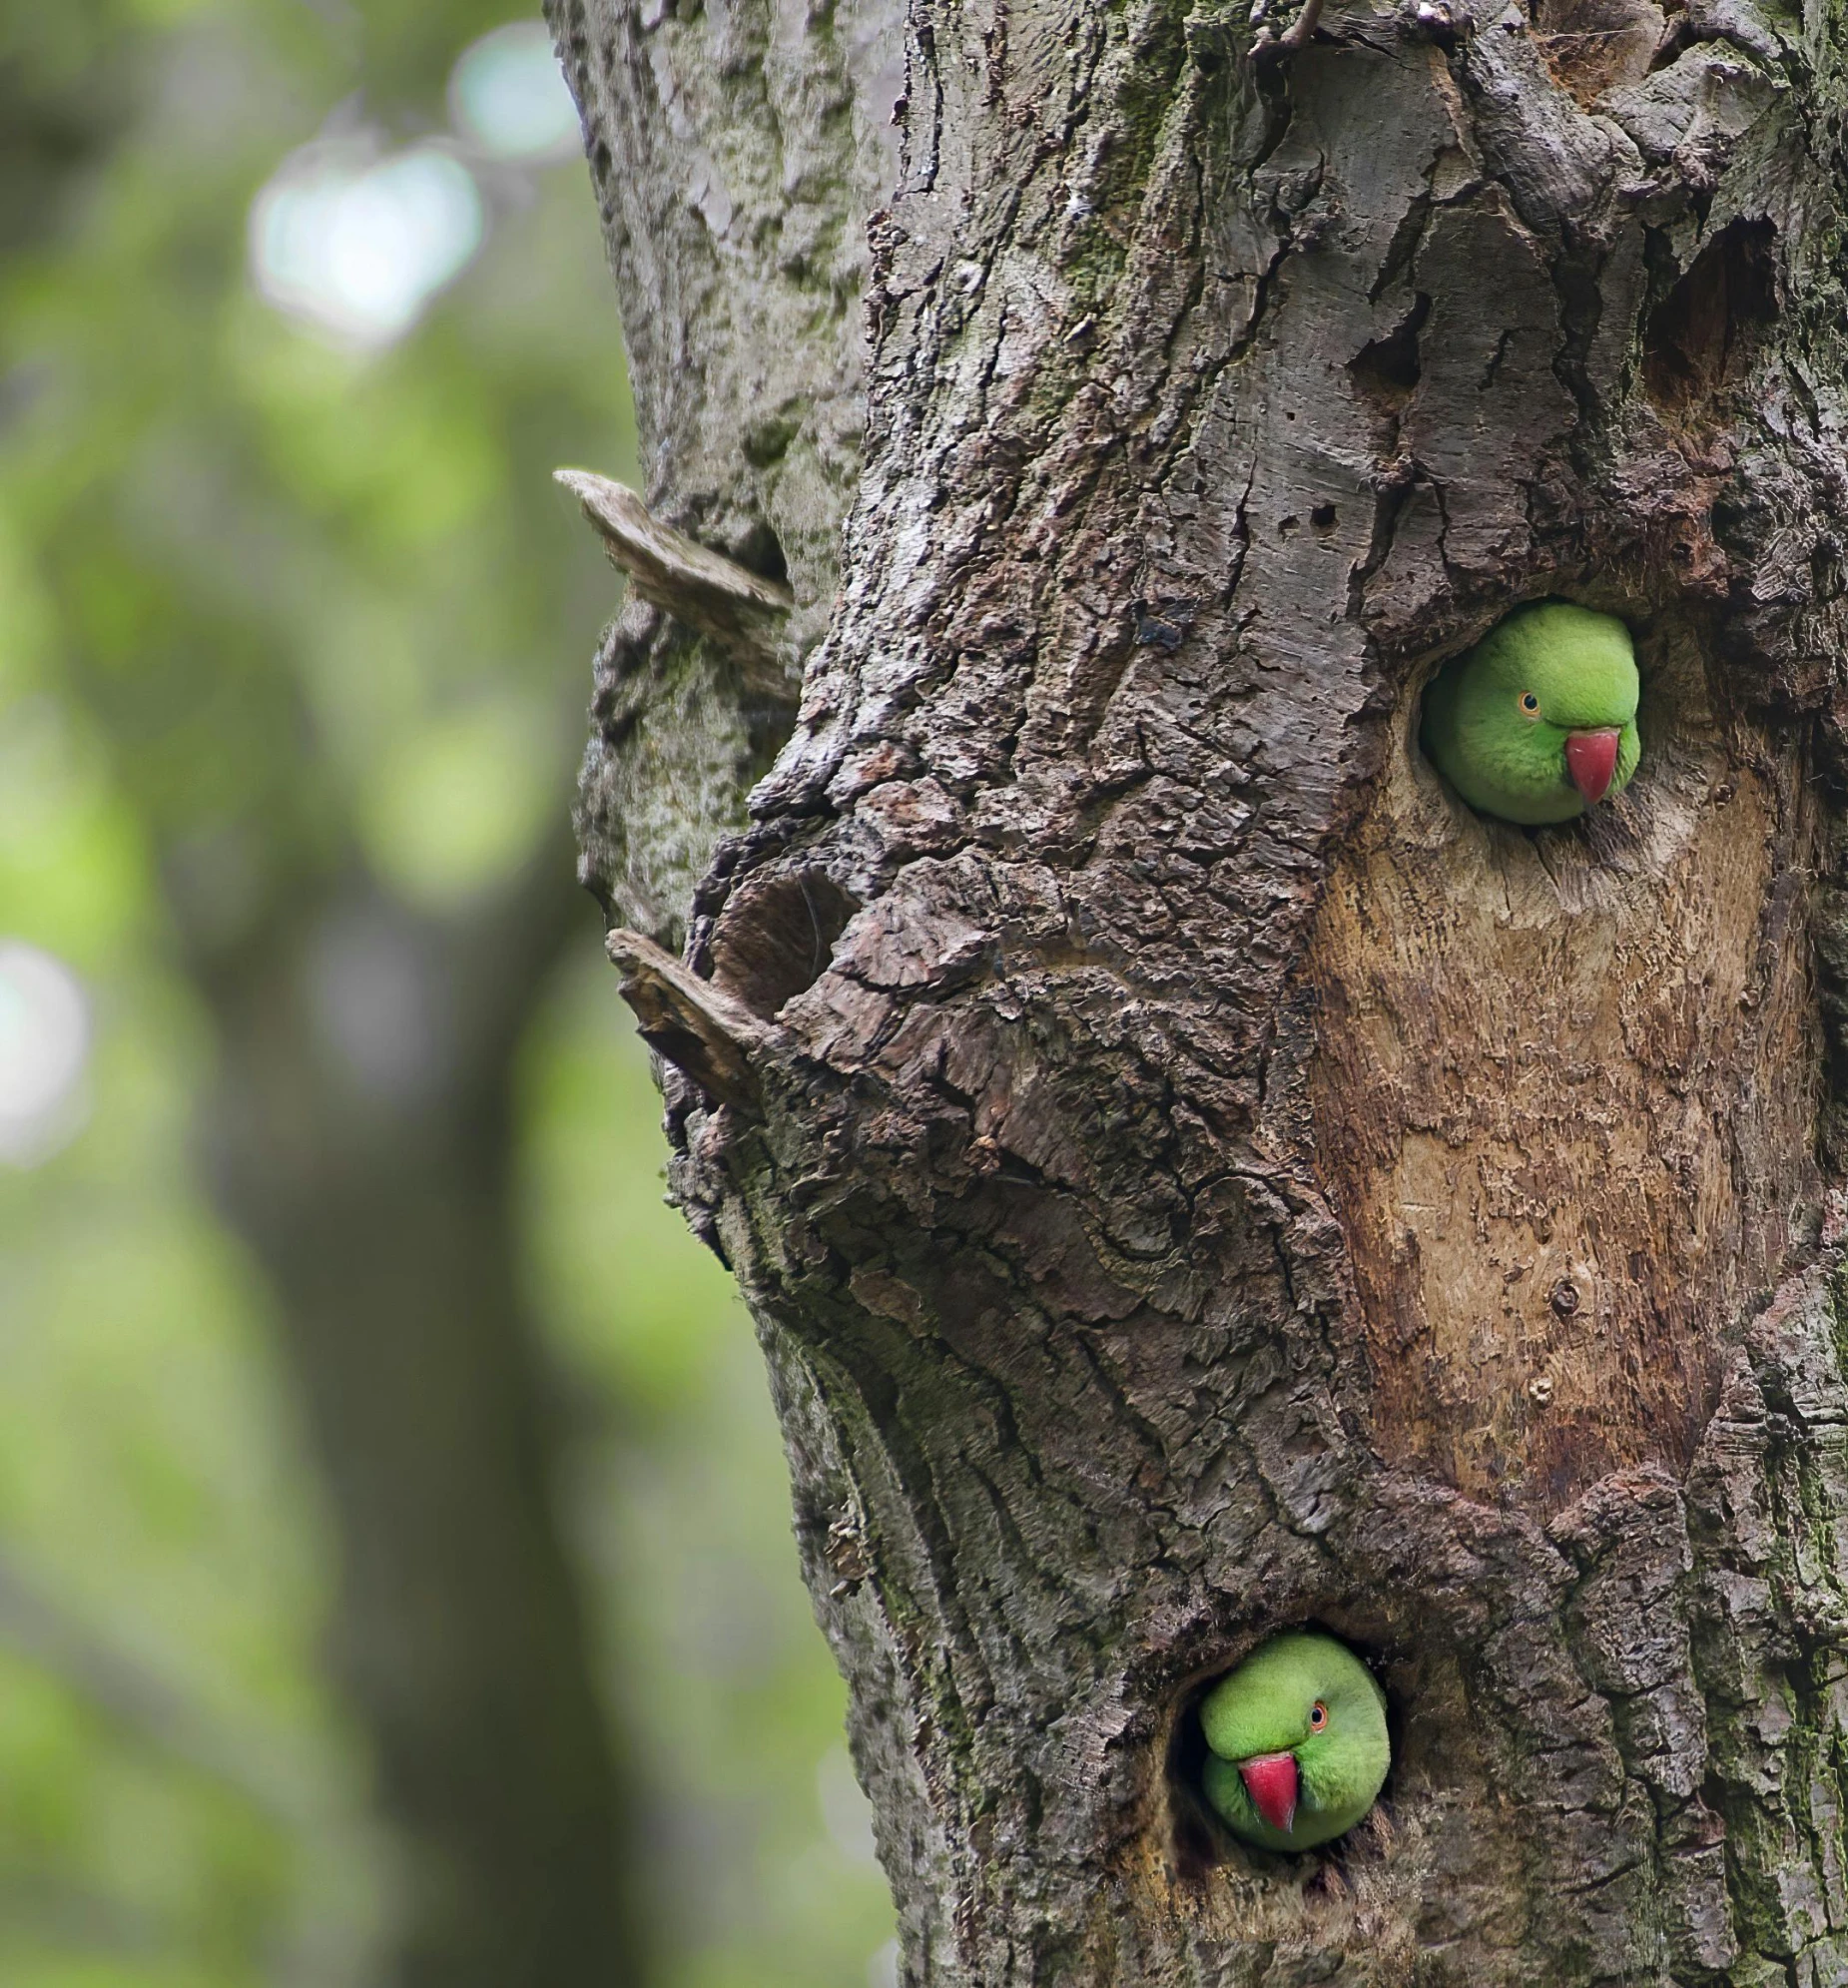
left=707, top=867, right=859, bottom=1018
left=1166, top=1624, right=1402, bottom=1880
left=1348, top=294, right=1430, bottom=409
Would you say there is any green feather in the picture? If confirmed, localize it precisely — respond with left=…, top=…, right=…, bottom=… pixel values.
left=1198, top=1632, right=1390, bottom=1853
left=1421, top=600, right=1641, bottom=826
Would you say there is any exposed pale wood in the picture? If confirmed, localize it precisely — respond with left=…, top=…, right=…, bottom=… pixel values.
left=1307, top=619, right=1820, bottom=1509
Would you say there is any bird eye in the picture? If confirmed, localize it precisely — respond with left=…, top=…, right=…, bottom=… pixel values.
left=1309, top=1700, right=1329, bottom=1731
left=1519, top=692, right=1541, bottom=717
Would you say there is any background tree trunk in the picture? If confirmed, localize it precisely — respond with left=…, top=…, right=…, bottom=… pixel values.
left=552, top=0, right=1848, bottom=1977
left=185, top=844, right=636, bottom=1988
left=1, top=46, right=637, bottom=1984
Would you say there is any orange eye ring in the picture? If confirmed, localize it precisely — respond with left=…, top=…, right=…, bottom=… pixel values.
left=1309, top=1700, right=1329, bottom=1732
left=1519, top=691, right=1541, bottom=718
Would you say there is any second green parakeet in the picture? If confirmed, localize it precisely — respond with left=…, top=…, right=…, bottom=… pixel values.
left=1421, top=600, right=1640, bottom=826
left=1199, top=1632, right=1390, bottom=1853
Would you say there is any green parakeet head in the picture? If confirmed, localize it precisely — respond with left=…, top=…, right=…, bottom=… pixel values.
left=1198, top=1632, right=1390, bottom=1854
left=1420, top=600, right=1641, bottom=826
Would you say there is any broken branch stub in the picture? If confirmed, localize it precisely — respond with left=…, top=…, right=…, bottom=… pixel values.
left=603, top=927, right=779, bottom=1112
left=554, top=468, right=794, bottom=679
left=1259, top=0, right=1324, bottom=56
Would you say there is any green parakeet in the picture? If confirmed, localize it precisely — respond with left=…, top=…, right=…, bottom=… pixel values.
left=1421, top=600, right=1641, bottom=826
left=1199, top=1632, right=1390, bottom=1853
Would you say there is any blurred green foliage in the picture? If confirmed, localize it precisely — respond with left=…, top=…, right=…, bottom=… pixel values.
left=0, top=0, right=894, bottom=1982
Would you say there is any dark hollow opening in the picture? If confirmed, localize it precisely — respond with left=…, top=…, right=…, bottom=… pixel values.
left=706, top=867, right=859, bottom=1018
left=742, top=412, right=800, bottom=468
left=1349, top=293, right=1431, bottom=407
left=1167, top=1677, right=1219, bottom=1882
left=1641, top=217, right=1776, bottom=411
left=729, top=517, right=790, bottom=587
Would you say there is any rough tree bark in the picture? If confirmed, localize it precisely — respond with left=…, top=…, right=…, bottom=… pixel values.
left=550, top=0, right=1848, bottom=1976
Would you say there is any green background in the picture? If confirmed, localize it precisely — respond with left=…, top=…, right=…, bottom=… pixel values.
left=0, top=0, right=894, bottom=1980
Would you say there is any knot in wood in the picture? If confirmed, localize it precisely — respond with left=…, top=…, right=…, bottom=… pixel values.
left=825, top=1515, right=872, bottom=1592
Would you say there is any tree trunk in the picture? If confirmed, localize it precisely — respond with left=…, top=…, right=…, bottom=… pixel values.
left=551, top=0, right=1848, bottom=1976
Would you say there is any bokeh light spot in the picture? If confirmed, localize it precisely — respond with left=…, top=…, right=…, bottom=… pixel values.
left=358, top=700, right=558, bottom=913
left=0, top=941, right=91, bottom=1165
left=250, top=142, right=484, bottom=346
left=449, top=23, right=581, bottom=161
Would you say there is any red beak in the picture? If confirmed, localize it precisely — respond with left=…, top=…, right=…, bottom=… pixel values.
left=1238, top=1751, right=1299, bottom=1834
left=1564, top=728, right=1621, bottom=805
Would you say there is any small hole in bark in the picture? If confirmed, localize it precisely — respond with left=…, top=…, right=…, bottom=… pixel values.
left=1349, top=294, right=1430, bottom=408
left=1279, top=514, right=1300, bottom=536
left=742, top=413, right=800, bottom=467
left=1641, top=218, right=1776, bottom=412
left=729, top=518, right=790, bottom=587
left=1134, top=598, right=1195, bottom=651
left=707, top=867, right=859, bottom=1018
left=1311, top=503, right=1338, bottom=530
